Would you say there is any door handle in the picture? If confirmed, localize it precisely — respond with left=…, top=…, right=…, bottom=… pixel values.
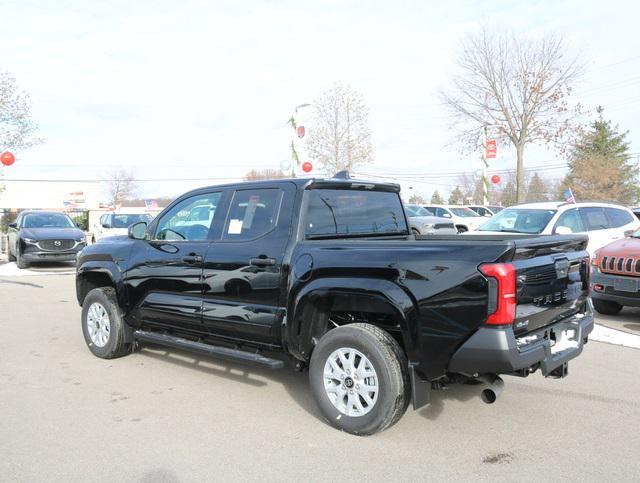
left=250, top=257, right=276, bottom=266
left=182, top=254, right=203, bottom=264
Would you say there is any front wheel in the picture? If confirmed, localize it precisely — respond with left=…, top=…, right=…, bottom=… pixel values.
left=593, top=298, right=623, bottom=315
left=309, top=323, right=409, bottom=436
left=81, top=287, right=132, bottom=359
left=16, top=250, right=29, bottom=269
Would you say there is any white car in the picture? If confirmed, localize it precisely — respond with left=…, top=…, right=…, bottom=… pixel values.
left=404, top=204, right=458, bottom=235
left=467, top=205, right=504, bottom=217
left=474, top=201, right=640, bottom=254
left=93, top=213, right=153, bottom=242
left=421, top=204, right=487, bottom=233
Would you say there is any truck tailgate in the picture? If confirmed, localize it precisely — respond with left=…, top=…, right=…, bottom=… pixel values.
left=508, top=235, right=590, bottom=337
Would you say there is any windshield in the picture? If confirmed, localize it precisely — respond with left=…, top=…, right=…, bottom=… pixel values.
left=305, top=189, right=407, bottom=237
left=112, top=214, right=152, bottom=229
left=478, top=208, right=557, bottom=234
left=450, top=207, right=480, bottom=217
left=23, top=213, right=75, bottom=229
left=405, top=205, right=431, bottom=217
left=488, top=206, right=504, bottom=213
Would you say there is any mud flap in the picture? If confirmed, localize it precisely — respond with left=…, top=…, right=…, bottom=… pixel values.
left=409, top=364, right=431, bottom=410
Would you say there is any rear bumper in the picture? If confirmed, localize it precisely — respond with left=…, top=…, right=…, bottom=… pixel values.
left=591, top=270, right=640, bottom=307
left=448, top=304, right=594, bottom=377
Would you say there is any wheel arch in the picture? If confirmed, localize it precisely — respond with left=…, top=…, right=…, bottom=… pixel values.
left=76, top=262, right=124, bottom=308
left=286, top=277, right=420, bottom=363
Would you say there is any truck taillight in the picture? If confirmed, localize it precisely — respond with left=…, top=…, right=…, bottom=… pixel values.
left=479, top=263, right=516, bottom=325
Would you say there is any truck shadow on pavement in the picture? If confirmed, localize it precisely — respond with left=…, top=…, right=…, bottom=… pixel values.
left=419, top=383, right=482, bottom=420
left=138, top=345, right=492, bottom=423
left=138, top=345, right=323, bottom=422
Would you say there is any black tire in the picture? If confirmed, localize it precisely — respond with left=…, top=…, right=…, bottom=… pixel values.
left=16, top=250, right=29, bottom=269
left=456, top=225, right=468, bottom=233
left=411, top=227, right=420, bottom=236
left=309, top=323, right=410, bottom=436
left=593, top=298, right=623, bottom=315
left=81, top=287, right=132, bottom=359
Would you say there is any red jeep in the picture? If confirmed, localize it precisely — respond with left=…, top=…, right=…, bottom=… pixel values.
left=591, top=231, right=640, bottom=314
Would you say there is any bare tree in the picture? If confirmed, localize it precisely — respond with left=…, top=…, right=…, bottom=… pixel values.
left=306, top=83, right=373, bottom=174
left=103, top=169, right=138, bottom=207
left=243, top=168, right=287, bottom=181
left=0, top=70, right=42, bottom=152
left=440, top=27, right=583, bottom=203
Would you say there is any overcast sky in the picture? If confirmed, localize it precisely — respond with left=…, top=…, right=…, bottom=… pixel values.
left=1, top=0, right=639, bottom=201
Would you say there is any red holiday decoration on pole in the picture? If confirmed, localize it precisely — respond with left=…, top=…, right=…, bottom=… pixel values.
left=1, top=151, right=15, bottom=166
left=491, top=174, right=501, bottom=184
left=485, top=140, right=497, bottom=159
left=297, top=126, right=305, bottom=139
left=302, top=161, right=313, bottom=173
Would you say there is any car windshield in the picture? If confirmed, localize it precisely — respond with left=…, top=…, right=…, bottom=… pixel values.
left=488, top=206, right=504, bottom=213
left=23, top=213, right=74, bottom=228
left=478, top=208, right=557, bottom=234
left=450, top=207, right=479, bottom=217
left=405, top=205, right=431, bottom=217
left=112, top=214, right=152, bottom=228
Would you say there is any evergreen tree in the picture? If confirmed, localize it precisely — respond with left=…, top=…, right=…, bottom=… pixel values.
left=526, top=172, right=548, bottom=202
left=431, top=190, right=444, bottom=204
left=563, top=107, right=637, bottom=204
left=448, top=186, right=464, bottom=205
left=501, top=180, right=517, bottom=207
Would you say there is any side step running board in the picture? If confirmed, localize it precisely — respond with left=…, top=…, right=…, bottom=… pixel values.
left=133, top=330, right=285, bottom=370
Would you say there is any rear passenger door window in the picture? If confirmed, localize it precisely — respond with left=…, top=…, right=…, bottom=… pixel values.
left=223, top=188, right=283, bottom=241
left=580, top=207, right=609, bottom=231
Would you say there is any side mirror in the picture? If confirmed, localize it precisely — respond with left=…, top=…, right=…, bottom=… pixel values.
left=555, top=226, right=573, bottom=235
left=8, top=222, right=17, bottom=229
left=484, top=213, right=492, bottom=217
left=101, top=223, right=112, bottom=229
left=128, top=221, right=148, bottom=240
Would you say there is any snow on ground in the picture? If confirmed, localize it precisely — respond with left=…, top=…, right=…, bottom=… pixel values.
left=589, top=323, right=640, bottom=349
left=0, top=262, right=75, bottom=277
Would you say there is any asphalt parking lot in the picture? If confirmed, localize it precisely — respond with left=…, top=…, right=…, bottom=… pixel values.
left=1, top=266, right=640, bottom=482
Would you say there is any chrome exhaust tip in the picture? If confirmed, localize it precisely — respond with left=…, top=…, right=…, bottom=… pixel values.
left=478, top=375, right=504, bottom=404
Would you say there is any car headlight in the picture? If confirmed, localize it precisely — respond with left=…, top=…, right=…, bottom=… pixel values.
left=421, top=223, right=435, bottom=230
left=23, top=238, right=37, bottom=244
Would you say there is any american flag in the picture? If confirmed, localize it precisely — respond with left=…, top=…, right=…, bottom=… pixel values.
left=563, top=188, right=576, bottom=204
left=144, top=199, right=159, bottom=210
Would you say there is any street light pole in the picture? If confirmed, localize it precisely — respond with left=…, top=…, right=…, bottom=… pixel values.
left=289, top=103, right=311, bottom=177
left=481, top=125, right=488, bottom=205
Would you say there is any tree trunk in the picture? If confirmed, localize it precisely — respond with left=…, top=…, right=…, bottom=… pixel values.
left=516, top=143, right=525, bottom=203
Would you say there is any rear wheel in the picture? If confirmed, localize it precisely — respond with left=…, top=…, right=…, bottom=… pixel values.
left=593, top=299, right=623, bottom=315
left=309, top=323, right=409, bottom=436
left=411, top=228, right=420, bottom=236
left=81, top=287, right=132, bottom=359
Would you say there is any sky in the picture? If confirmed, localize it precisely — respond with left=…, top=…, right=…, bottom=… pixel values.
left=1, top=0, right=639, bottom=202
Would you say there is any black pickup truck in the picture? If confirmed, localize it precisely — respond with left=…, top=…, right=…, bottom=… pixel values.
left=76, top=174, right=594, bottom=435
